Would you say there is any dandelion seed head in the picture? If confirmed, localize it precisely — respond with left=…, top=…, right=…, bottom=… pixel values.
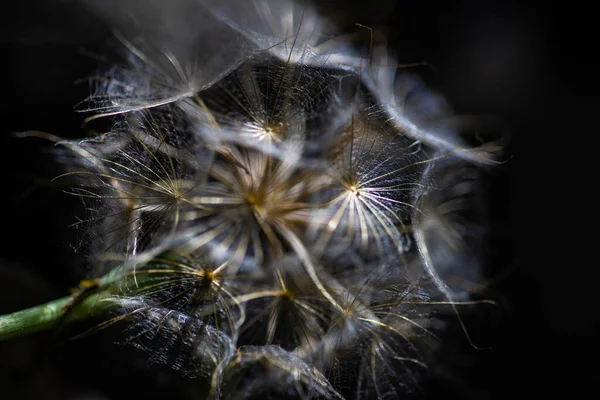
left=39, top=1, right=503, bottom=398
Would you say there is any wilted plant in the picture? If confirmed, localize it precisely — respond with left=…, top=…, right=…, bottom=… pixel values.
left=1, top=1, right=502, bottom=399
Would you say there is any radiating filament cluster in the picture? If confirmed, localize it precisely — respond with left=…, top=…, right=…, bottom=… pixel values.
left=53, top=1, right=499, bottom=398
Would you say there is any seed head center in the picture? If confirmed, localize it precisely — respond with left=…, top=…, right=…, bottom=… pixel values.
left=245, top=193, right=260, bottom=207
left=245, top=192, right=269, bottom=218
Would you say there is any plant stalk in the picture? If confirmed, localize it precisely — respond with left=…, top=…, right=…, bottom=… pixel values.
left=0, top=270, right=123, bottom=342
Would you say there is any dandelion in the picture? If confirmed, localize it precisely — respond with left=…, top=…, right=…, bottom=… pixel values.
left=1, top=0, right=503, bottom=399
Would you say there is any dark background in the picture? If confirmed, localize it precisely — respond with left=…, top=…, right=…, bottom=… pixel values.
left=0, top=0, right=593, bottom=399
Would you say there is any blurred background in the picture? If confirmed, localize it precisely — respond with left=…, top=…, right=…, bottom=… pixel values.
left=0, top=0, right=594, bottom=398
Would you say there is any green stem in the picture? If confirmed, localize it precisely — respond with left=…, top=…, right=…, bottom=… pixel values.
left=0, top=270, right=122, bottom=342
left=0, top=296, right=72, bottom=341
left=0, top=292, right=116, bottom=341
left=0, top=256, right=182, bottom=342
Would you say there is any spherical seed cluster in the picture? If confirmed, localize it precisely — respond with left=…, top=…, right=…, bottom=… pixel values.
left=54, top=1, right=499, bottom=398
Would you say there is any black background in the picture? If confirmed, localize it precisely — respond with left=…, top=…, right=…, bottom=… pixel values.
left=1, top=0, right=594, bottom=399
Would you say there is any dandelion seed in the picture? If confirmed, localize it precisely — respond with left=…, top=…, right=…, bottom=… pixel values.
left=237, top=256, right=332, bottom=351
left=213, top=345, right=343, bottom=400
left=78, top=0, right=257, bottom=119
left=76, top=249, right=245, bottom=376
left=176, top=146, right=328, bottom=273
left=308, top=111, right=428, bottom=261
left=414, top=156, right=493, bottom=297
left=313, top=260, right=451, bottom=398
left=56, top=107, right=208, bottom=266
left=360, top=45, right=500, bottom=166
left=185, top=49, right=355, bottom=163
